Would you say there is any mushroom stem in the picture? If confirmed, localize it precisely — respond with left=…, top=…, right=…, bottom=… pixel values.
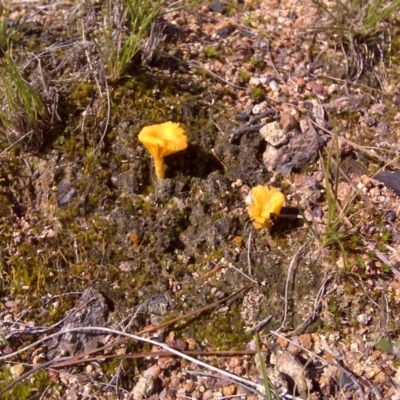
left=154, top=157, right=165, bottom=179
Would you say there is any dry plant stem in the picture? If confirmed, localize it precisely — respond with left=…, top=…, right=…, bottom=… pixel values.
left=359, top=232, right=400, bottom=280
left=276, top=241, right=309, bottom=333
left=229, top=264, right=257, bottom=284
left=0, top=287, right=251, bottom=396
left=53, top=285, right=250, bottom=367
left=0, top=327, right=261, bottom=396
left=92, top=76, right=110, bottom=154
left=249, top=315, right=272, bottom=332
left=4, top=296, right=98, bottom=339
left=0, top=130, right=33, bottom=158
left=6, top=285, right=250, bottom=369
left=54, top=349, right=257, bottom=365
left=269, top=330, right=365, bottom=399
left=247, top=229, right=252, bottom=276
left=186, top=370, right=286, bottom=399
left=228, top=109, right=278, bottom=142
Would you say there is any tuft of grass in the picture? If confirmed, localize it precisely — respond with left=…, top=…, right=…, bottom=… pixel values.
left=0, top=53, right=50, bottom=148
left=92, top=0, right=165, bottom=82
left=306, top=132, right=357, bottom=269
left=0, top=1, right=21, bottom=56
left=311, top=0, right=400, bottom=38
left=310, top=0, right=400, bottom=79
left=321, top=134, right=345, bottom=249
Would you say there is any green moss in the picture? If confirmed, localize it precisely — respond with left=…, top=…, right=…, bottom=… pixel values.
left=240, top=70, right=251, bottom=83
left=204, top=46, right=217, bottom=58
left=0, top=367, right=54, bottom=400
left=191, top=306, right=251, bottom=350
left=250, top=86, right=265, bottom=101
left=344, top=283, right=355, bottom=295
left=250, top=56, right=265, bottom=70
left=70, top=82, right=94, bottom=102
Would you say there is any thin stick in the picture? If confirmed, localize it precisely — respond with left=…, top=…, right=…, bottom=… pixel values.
left=92, top=75, right=110, bottom=154
left=229, top=263, right=258, bottom=284
left=247, top=230, right=253, bottom=277
left=0, top=286, right=250, bottom=366
left=276, top=241, right=309, bottom=333
left=228, top=109, right=278, bottom=142
left=0, top=327, right=261, bottom=395
left=0, top=130, right=33, bottom=158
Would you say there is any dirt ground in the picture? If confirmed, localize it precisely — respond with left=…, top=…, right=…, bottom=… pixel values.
left=1, top=0, right=400, bottom=399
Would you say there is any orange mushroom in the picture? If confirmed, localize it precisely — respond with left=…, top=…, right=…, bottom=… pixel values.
left=246, top=185, right=285, bottom=230
left=138, top=121, right=188, bottom=179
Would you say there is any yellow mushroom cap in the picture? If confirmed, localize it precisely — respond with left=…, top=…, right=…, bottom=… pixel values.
left=247, top=185, right=285, bottom=230
left=138, top=121, right=188, bottom=178
left=138, top=121, right=187, bottom=158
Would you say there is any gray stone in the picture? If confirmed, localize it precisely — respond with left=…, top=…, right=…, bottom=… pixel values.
left=260, top=121, right=289, bottom=146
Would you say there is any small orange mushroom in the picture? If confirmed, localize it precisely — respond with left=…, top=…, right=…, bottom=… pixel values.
left=138, top=121, right=188, bottom=179
left=246, top=185, right=285, bottom=230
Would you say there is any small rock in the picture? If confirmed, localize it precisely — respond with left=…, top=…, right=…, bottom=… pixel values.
left=131, top=365, right=161, bottom=400
left=57, top=180, right=76, bottom=207
left=296, top=76, right=306, bottom=88
left=263, top=132, right=323, bottom=174
left=337, top=182, right=353, bottom=203
left=370, top=103, right=386, bottom=115
left=311, top=103, right=327, bottom=128
left=252, top=101, right=269, bottom=114
left=357, top=313, right=369, bottom=324
left=215, top=21, right=234, bottom=38
left=306, top=80, right=328, bottom=100
left=262, top=145, right=280, bottom=172
left=269, top=80, right=279, bottom=91
left=374, top=171, right=400, bottom=195
left=298, top=333, right=313, bottom=350
left=158, top=356, right=178, bottom=370
left=280, top=112, right=299, bottom=131
left=328, top=83, right=338, bottom=94
left=40, top=228, right=56, bottom=239
left=46, top=287, right=110, bottom=360
left=10, top=364, right=24, bottom=377
left=229, top=357, right=241, bottom=368
left=275, top=351, right=312, bottom=395
left=299, top=119, right=309, bottom=133
left=118, top=260, right=139, bottom=272
left=222, top=384, right=236, bottom=396
left=209, top=1, right=224, bottom=13
left=231, top=179, right=243, bottom=188
left=249, top=77, right=261, bottom=88
left=259, top=121, right=289, bottom=146
left=385, top=210, right=396, bottom=222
